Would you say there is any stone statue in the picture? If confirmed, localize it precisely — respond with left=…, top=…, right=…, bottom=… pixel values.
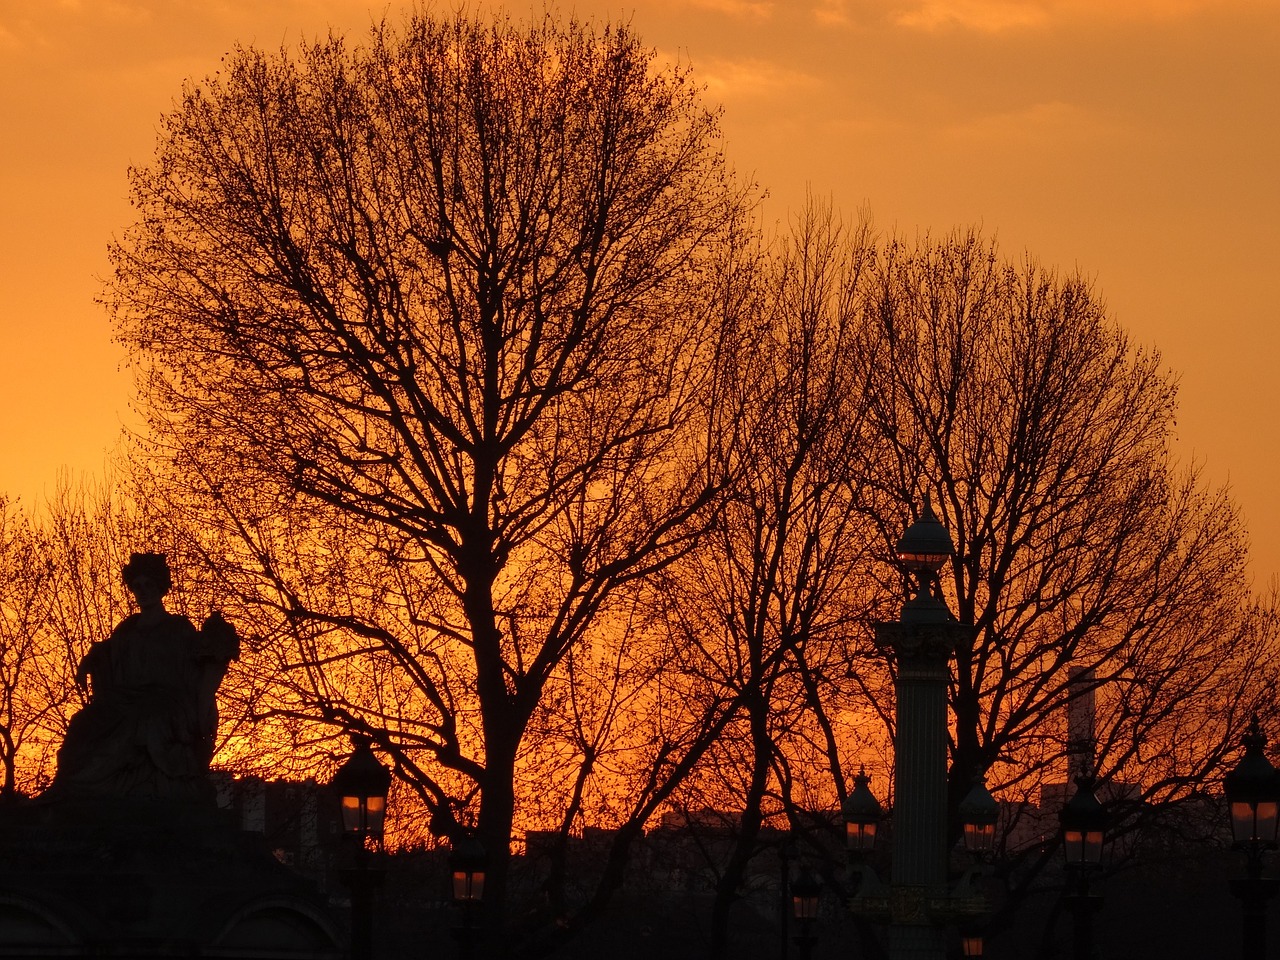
left=42, top=552, right=239, bottom=802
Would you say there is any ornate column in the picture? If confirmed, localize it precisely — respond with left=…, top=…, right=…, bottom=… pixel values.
left=874, top=499, right=972, bottom=960
left=876, top=589, right=970, bottom=960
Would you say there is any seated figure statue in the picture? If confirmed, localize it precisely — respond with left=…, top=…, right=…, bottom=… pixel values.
left=42, top=552, right=240, bottom=802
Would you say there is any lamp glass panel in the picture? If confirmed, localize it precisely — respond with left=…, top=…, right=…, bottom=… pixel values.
left=453, top=870, right=472, bottom=901
left=792, top=894, right=820, bottom=921
left=364, top=794, right=386, bottom=836
left=846, top=821, right=876, bottom=852
left=1063, top=829, right=1084, bottom=864
left=961, top=934, right=984, bottom=958
left=898, top=549, right=948, bottom=572
left=964, top=821, right=995, bottom=855
left=1231, top=800, right=1252, bottom=843
left=340, top=795, right=363, bottom=834
left=1256, top=800, right=1279, bottom=843
left=453, top=869, right=485, bottom=902
left=1082, top=829, right=1104, bottom=864
left=1232, top=800, right=1259, bottom=844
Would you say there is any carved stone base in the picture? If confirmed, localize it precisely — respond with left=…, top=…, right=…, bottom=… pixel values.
left=0, top=796, right=341, bottom=959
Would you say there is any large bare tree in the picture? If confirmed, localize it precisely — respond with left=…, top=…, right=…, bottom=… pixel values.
left=653, top=204, right=884, bottom=957
left=107, top=10, right=756, bottom=924
left=846, top=229, right=1279, bottom=921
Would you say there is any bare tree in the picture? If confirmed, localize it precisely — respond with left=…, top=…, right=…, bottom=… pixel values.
left=107, top=10, right=756, bottom=925
left=0, top=497, right=60, bottom=797
left=845, top=228, right=1280, bottom=921
left=648, top=203, right=887, bottom=957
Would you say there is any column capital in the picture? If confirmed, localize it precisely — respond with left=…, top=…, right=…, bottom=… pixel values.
left=874, top=620, right=973, bottom=669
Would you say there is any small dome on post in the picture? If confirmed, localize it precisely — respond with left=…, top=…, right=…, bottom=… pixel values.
left=895, top=494, right=955, bottom=575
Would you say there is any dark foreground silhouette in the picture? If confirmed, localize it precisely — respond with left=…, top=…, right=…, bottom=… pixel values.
left=43, top=552, right=239, bottom=803
left=0, top=552, right=342, bottom=959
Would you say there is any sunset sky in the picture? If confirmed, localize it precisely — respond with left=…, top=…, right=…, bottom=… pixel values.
left=1, top=0, right=1277, bottom=583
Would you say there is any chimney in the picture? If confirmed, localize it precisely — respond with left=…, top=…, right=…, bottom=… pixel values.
left=1066, top=666, right=1096, bottom=780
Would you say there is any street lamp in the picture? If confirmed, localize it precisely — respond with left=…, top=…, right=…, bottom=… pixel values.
left=949, top=775, right=998, bottom=951
left=1224, top=716, right=1280, bottom=960
left=450, top=836, right=488, bottom=903
left=1060, top=776, right=1105, bottom=869
left=333, top=735, right=393, bottom=843
left=843, top=767, right=882, bottom=857
left=870, top=496, right=974, bottom=960
left=958, top=777, right=999, bottom=858
left=450, top=836, right=488, bottom=960
left=331, top=735, right=391, bottom=960
left=789, top=864, right=822, bottom=960
left=1059, top=774, right=1106, bottom=960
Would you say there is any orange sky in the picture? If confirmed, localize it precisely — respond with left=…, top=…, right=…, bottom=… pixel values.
left=2, top=0, right=1278, bottom=584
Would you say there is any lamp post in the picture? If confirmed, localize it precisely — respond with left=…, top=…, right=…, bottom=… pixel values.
left=1224, top=717, right=1280, bottom=960
left=843, top=767, right=997, bottom=957
left=790, top=864, right=822, bottom=960
left=778, top=831, right=798, bottom=960
left=872, top=497, right=973, bottom=960
left=953, top=776, right=998, bottom=951
left=843, top=767, right=883, bottom=859
left=449, top=836, right=488, bottom=960
left=331, top=736, right=391, bottom=960
left=957, top=778, right=998, bottom=860
left=1058, top=774, right=1106, bottom=960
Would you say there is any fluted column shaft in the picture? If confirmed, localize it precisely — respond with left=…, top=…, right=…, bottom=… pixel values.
left=875, top=617, right=971, bottom=960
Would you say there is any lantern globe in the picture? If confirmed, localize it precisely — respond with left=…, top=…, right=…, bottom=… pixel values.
left=790, top=865, right=822, bottom=921
left=331, top=736, right=392, bottom=840
left=1059, top=774, right=1107, bottom=867
left=842, top=767, right=882, bottom=854
left=895, top=496, right=954, bottom=574
left=958, top=777, right=999, bottom=856
left=450, top=836, right=488, bottom=903
left=1224, top=717, right=1280, bottom=847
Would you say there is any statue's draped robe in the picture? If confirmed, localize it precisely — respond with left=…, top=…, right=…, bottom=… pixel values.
left=49, top=611, right=237, bottom=800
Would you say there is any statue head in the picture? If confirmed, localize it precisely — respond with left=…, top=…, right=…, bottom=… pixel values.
left=122, top=552, right=173, bottom=596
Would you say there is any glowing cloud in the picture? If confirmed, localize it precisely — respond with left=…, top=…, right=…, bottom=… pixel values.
left=889, top=0, right=1272, bottom=31
left=687, top=0, right=775, bottom=18
left=697, top=56, right=823, bottom=100
left=893, top=0, right=1049, bottom=31
left=939, top=100, right=1127, bottom=147
left=813, top=0, right=851, bottom=25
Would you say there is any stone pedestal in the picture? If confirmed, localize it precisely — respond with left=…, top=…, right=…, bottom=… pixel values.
left=0, top=796, right=342, bottom=959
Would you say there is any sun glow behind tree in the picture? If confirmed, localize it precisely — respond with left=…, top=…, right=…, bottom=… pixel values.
left=105, top=9, right=759, bottom=924
left=0, top=6, right=1259, bottom=951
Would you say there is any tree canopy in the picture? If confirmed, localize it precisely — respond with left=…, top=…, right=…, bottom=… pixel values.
left=0, top=7, right=1254, bottom=954
left=107, top=8, right=757, bottom=927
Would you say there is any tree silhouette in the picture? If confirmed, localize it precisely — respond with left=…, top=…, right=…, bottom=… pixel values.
left=845, top=228, right=1280, bottom=917
left=0, top=496, right=59, bottom=798
left=107, top=10, right=756, bottom=926
left=93, top=6, right=1279, bottom=949
left=657, top=203, right=883, bottom=957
